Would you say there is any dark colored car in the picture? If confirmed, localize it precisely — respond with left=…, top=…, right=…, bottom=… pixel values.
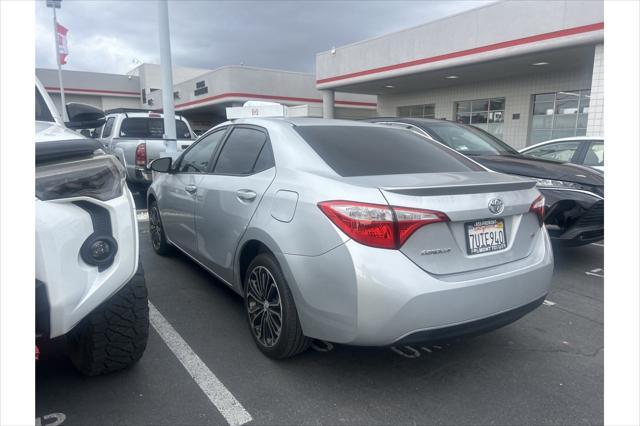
left=367, top=118, right=604, bottom=246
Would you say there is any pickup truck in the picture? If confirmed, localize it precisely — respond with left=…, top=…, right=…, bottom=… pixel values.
left=98, top=111, right=196, bottom=188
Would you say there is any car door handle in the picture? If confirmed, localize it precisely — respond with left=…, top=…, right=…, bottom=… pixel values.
left=185, top=185, right=197, bottom=194
left=236, top=189, right=257, bottom=202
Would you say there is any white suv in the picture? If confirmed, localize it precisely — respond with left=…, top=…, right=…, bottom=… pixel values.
left=36, top=78, right=149, bottom=375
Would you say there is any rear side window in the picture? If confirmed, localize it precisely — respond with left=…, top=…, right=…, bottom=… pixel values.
left=253, top=142, right=275, bottom=173
left=214, top=127, right=268, bottom=175
left=119, top=118, right=191, bottom=139
left=102, top=117, right=115, bottom=138
left=295, top=125, right=482, bottom=177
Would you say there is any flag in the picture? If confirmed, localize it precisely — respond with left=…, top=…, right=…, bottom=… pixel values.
left=56, top=22, right=68, bottom=65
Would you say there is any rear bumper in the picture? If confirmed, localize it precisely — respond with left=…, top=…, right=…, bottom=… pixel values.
left=280, top=227, right=553, bottom=346
left=541, top=188, right=604, bottom=246
left=396, top=295, right=545, bottom=345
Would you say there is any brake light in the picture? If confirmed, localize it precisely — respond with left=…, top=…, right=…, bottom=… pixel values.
left=318, top=201, right=449, bottom=249
left=135, top=143, right=147, bottom=167
left=148, top=112, right=161, bottom=118
left=394, top=206, right=450, bottom=246
left=530, top=195, right=545, bottom=226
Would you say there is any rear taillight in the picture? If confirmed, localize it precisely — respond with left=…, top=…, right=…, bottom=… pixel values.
left=318, top=200, right=449, bottom=249
left=135, top=143, right=147, bottom=167
left=394, top=206, right=450, bottom=246
left=530, top=195, right=545, bottom=226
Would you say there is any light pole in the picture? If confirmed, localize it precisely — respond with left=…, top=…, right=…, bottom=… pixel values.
left=157, top=0, right=177, bottom=152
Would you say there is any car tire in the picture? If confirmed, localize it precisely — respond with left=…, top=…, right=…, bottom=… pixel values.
left=67, top=262, right=149, bottom=376
left=149, top=200, right=172, bottom=255
left=244, top=253, right=310, bottom=359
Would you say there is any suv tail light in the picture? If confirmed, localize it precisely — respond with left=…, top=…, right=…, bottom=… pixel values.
left=318, top=201, right=449, bottom=249
left=135, top=143, right=147, bottom=167
left=530, top=195, right=545, bottom=226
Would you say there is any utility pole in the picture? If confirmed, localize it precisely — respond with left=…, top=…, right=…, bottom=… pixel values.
left=157, top=0, right=177, bottom=152
left=47, top=0, right=67, bottom=121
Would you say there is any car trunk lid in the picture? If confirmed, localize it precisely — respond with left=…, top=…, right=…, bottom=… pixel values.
left=345, top=172, right=541, bottom=275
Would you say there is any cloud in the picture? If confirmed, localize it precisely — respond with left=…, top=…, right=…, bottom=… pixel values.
left=36, top=0, right=493, bottom=74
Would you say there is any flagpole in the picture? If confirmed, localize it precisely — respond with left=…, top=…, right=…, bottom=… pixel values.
left=52, top=6, right=67, bottom=121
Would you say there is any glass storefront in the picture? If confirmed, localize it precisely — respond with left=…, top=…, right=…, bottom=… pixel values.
left=455, top=97, right=505, bottom=138
left=530, top=90, right=590, bottom=144
left=397, top=104, right=435, bottom=118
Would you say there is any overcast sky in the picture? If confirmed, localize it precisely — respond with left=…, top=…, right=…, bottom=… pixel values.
left=36, top=0, right=493, bottom=75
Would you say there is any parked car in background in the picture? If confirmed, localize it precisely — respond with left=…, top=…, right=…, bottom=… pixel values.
left=98, top=109, right=196, bottom=189
left=36, top=78, right=149, bottom=375
left=367, top=118, right=604, bottom=246
left=147, top=118, right=553, bottom=359
left=519, top=136, right=604, bottom=171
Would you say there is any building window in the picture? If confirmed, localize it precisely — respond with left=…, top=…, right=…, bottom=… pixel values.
left=455, top=97, right=505, bottom=138
left=398, top=104, right=435, bottom=118
left=530, top=90, right=590, bottom=144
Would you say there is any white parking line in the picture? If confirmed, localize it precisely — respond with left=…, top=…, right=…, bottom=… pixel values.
left=136, top=210, right=149, bottom=222
left=148, top=303, right=253, bottom=426
left=585, top=268, right=604, bottom=278
left=543, top=300, right=557, bottom=306
left=35, top=413, right=66, bottom=426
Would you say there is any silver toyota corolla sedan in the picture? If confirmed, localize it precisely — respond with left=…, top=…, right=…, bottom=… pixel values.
left=147, top=118, right=553, bottom=359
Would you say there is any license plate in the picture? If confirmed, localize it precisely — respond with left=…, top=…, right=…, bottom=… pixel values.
left=465, top=218, right=507, bottom=255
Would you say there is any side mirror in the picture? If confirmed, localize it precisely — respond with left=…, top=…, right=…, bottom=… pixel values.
left=149, top=156, right=172, bottom=173
left=65, top=103, right=106, bottom=130
left=79, top=129, right=92, bottom=138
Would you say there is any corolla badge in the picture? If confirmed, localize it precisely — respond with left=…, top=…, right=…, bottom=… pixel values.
left=488, top=198, right=504, bottom=215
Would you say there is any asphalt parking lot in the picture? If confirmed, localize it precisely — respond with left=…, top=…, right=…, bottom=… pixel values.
left=36, top=195, right=604, bottom=425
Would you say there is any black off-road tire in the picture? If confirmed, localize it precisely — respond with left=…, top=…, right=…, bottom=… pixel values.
left=67, top=263, right=149, bottom=376
left=149, top=200, right=172, bottom=256
left=244, top=253, right=310, bottom=359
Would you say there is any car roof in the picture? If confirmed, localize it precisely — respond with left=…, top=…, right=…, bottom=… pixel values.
left=521, top=136, right=604, bottom=151
left=367, top=117, right=451, bottom=126
left=229, top=117, right=385, bottom=128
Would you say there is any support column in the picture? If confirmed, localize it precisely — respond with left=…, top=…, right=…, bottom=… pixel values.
left=158, top=0, right=177, bottom=152
left=322, top=90, right=335, bottom=119
left=586, top=43, right=604, bottom=136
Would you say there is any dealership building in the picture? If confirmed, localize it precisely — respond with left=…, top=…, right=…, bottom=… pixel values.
left=38, top=0, right=603, bottom=148
left=36, top=64, right=377, bottom=134
left=317, top=0, right=603, bottom=148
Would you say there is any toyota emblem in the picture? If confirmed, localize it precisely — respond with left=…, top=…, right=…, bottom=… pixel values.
left=488, top=198, right=504, bottom=215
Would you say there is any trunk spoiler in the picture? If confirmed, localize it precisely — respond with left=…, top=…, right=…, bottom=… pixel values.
left=381, top=180, right=536, bottom=196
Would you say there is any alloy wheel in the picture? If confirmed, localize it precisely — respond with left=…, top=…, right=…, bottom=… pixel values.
left=247, top=266, right=282, bottom=347
left=149, top=206, right=162, bottom=251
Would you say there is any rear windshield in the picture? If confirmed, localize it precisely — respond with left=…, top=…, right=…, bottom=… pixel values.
left=295, top=125, right=482, bottom=177
left=119, top=118, right=192, bottom=139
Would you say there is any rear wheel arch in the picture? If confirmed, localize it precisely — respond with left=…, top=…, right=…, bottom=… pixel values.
left=238, top=239, right=273, bottom=291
